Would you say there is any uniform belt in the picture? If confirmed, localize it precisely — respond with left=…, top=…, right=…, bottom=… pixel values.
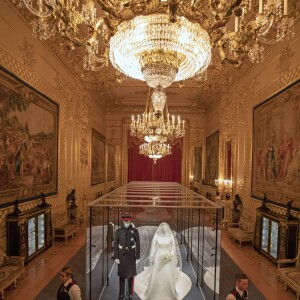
left=119, top=244, right=136, bottom=249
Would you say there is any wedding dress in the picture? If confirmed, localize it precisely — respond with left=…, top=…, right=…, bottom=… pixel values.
left=135, top=223, right=192, bottom=300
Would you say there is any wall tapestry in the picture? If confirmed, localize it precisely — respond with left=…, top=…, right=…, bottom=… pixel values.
left=204, top=131, right=219, bottom=186
left=107, top=144, right=115, bottom=182
left=91, top=129, right=105, bottom=185
left=252, top=80, right=300, bottom=207
left=193, top=147, right=202, bottom=182
left=0, top=67, right=58, bottom=207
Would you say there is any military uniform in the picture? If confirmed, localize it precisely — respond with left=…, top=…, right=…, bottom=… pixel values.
left=114, top=223, right=140, bottom=299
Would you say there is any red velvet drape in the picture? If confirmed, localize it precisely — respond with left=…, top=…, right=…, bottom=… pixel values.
left=127, top=137, right=182, bottom=183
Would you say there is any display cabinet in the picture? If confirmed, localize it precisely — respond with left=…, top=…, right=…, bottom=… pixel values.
left=7, top=204, right=52, bottom=263
left=254, top=208, right=299, bottom=263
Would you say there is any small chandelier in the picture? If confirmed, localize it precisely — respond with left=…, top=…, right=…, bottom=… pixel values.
left=14, top=0, right=298, bottom=84
left=139, top=141, right=172, bottom=163
left=130, top=87, right=185, bottom=142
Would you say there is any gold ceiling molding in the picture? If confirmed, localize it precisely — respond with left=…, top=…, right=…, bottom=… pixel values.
left=19, top=37, right=36, bottom=69
left=190, top=121, right=205, bottom=129
left=189, top=129, right=205, bottom=147
left=276, top=46, right=295, bottom=77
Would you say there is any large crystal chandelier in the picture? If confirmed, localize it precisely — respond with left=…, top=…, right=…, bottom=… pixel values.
left=14, top=0, right=298, bottom=81
left=139, top=141, right=172, bottom=163
left=130, top=87, right=185, bottom=142
left=109, top=13, right=211, bottom=88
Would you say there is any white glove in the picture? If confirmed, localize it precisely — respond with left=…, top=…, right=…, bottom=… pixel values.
left=115, top=259, right=120, bottom=264
left=149, top=256, right=154, bottom=265
left=136, top=259, right=140, bottom=264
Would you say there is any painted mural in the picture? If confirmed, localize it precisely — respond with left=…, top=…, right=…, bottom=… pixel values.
left=204, top=131, right=219, bottom=186
left=252, top=80, right=300, bottom=207
left=91, top=129, right=105, bottom=185
left=0, top=67, right=58, bottom=207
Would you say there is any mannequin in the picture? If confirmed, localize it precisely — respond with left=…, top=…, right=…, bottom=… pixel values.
left=135, top=222, right=191, bottom=300
left=114, top=216, right=140, bottom=300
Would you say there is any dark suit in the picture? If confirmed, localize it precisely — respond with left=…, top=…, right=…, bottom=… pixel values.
left=114, top=225, right=140, bottom=298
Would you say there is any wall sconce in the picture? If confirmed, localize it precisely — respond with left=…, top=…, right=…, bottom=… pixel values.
left=190, top=175, right=194, bottom=188
left=215, top=179, right=232, bottom=200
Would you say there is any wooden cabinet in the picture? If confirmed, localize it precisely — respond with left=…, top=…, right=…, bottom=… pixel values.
left=254, top=208, right=299, bottom=263
left=7, top=204, right=52, bottom=263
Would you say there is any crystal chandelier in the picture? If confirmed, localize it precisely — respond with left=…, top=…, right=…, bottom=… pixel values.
left=130, top=87, right=185, bottom=142
left=109, top=13, right=211, bottom=87
left=14, top=0, right=298, bottom=82
left=139, top=141, right=172, bottom=163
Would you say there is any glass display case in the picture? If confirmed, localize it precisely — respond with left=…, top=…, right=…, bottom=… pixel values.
left=254, top=209, right=299, bottom=263
left=260, top=217, right=279, bottom=260
left=7, top=205, right=52, bottom=263
left=86, top=182, right=222, bottom=300
left=38, top=214, right=45, bottom=250
left=28, top=217, right=36, bottom=257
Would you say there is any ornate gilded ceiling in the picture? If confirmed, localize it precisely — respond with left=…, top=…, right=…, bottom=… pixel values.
left=8, top=0, right=300, bottom=116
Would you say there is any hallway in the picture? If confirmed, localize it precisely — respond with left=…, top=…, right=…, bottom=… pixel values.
left=3, top=227, right=296, bottom=300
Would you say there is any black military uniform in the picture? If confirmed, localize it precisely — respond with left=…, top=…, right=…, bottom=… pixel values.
left=114, top=216, right=140, bottom=300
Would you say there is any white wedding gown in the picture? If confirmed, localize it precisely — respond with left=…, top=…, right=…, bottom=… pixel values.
left=135, top=224, right=192, bottom=300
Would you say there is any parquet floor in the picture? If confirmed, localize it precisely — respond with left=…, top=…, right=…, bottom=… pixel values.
left=3, top=227, right=296, bottom=300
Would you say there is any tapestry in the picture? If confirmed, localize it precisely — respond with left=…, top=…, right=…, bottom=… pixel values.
left=252, top=80, right=300, bottom=207
left=0, top=67, right=58, bottom=207
left=107, top=144, right=115, bottom=182
left=193, top=147, right=202, bottom=182
left=91, top=129, right=105, bottom=185
left=204, top=131, right=219, bottom=186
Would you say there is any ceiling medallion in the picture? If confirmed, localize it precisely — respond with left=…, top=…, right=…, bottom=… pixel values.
left=14, top=0, right=298, bottom=87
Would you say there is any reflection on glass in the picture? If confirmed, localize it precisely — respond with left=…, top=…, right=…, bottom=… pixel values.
left=38, top=214, right=45, bottom=250
left=28, top=217, right=36, bottom=257
left=270, top=221, right=278, bottom=259
left=261, top=217, right=269, bottom=252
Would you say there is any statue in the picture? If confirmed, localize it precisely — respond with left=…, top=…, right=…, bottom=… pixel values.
left=232, top=194, right=242, bottom=223
left=257, top=193, right=269, bottom=211
left=38, top=192, right=51, bottom=208
left=233, top=194, right=242, bottom=210
left=13, top=198, right=22, bottom=215
left=286, top=200, right=294, bottom=217
left=67, top=189, right=77, bottom=208
left=67, top=189, right=77, bottom=221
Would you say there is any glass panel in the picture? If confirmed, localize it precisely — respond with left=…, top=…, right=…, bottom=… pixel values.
left=86, top=182, right=221, bottom=300
left=270, top=221, right=278, bottom=259
left=28, top=217, right=36, bottom=257
left=38, top=214, right=45, bottom=250
left=261, top=217, right=269, bottom=252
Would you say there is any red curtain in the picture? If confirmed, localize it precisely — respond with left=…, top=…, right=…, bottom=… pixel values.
left=127, top=137, right=182, bottom=183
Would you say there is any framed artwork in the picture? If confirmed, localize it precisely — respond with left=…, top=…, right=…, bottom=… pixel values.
left=204, top=131, right=219, bottom=186
left=193, top=147, right=202, bottom=182
left=107, top=144, right=115, bottom=182
left=252, top=80, right=300, bottom=208
left=91, top=129, right=105, bottom=185
left=0, top=66, right=58, bottom=208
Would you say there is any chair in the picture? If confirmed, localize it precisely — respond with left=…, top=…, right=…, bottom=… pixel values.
left=278, top=251, right=300, bottom=299
left=0, top=248, right=25, bottom=299
left=228, top=213, right=255, bottom=246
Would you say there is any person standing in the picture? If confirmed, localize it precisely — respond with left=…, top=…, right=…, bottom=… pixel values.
left=114, top=216, right=140, bottom=300
left=57, top=266, right=82, bottom=300
left=226, top=273, right=249, bottom=300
